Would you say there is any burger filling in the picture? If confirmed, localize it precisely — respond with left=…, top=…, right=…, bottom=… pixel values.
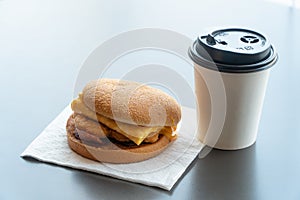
left=69, top=96, right=177, bottom=146
left=66, top=114, right=162, bottom=148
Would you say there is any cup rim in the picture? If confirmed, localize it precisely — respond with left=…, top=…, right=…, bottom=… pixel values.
left=188, top=40, right=278, bottom=73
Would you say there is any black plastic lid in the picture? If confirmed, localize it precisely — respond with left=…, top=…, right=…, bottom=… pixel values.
left=188, top=28, right=278, bottom=73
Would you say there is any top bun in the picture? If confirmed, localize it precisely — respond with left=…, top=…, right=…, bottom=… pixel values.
left=82, top=79, right=181, bottom=127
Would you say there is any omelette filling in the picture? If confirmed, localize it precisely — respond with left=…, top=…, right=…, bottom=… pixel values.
left=70, top=95, right=177, bottom=146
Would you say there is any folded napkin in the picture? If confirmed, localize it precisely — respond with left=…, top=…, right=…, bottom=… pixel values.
left=21, top=105, right=203, bottom=190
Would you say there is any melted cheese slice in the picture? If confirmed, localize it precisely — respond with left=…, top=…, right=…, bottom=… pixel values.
left=71, top=97, right=175, bottom=145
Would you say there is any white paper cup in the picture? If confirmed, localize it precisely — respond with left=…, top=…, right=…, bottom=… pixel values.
left=189, top=28, right=278, bottom=150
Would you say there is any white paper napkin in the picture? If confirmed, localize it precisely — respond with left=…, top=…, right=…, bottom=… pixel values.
left=21, top=105, right=203, bottom=191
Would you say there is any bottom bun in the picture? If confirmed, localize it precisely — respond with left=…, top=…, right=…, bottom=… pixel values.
left=67, top=130, right=172, bottom=163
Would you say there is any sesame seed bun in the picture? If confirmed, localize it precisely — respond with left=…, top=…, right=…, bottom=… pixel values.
left=82, top=79, right=181, bottom=127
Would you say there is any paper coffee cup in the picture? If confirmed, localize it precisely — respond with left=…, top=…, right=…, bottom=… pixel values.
left=188, top=28, right=278, bottom=150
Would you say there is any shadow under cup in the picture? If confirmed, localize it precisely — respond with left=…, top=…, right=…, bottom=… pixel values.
left=189, top=28, right=278, bottom=150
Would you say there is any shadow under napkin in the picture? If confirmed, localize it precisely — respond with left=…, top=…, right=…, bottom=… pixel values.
left=71, top=170, right=172, bottom=199
left=70, top=152, right=200, bottom=199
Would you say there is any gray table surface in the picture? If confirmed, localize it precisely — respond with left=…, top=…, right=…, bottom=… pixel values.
left=1, top=0, right=300, bottom=199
